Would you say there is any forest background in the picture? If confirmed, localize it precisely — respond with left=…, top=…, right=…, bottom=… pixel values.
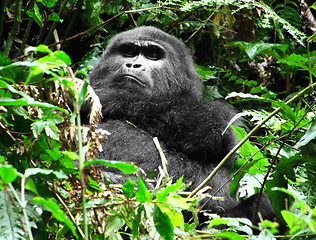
left=0, top=0, right=316, bottom=239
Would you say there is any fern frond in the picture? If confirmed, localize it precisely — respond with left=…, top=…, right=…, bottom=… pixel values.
left=0, top=190, right=26, bottom=240
left=252, top=0, right=306, bottom=45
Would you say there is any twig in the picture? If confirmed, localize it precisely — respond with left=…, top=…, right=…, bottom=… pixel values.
left=252, top=99, right=316, bottom=222
left=153, top=137, right=169, bottom=177
left=189, top=81, right=316, bottom=198
left=18, top=18, right=33, bottom=56
left=49, top=8, right=128, bottom=48
left=124, top=0, right=138, bottom=27
left=48, top=5, right=170, bottom=48
left=50, top=187, right=86, bottom=238
left=185, top=10, right=215, bottom=43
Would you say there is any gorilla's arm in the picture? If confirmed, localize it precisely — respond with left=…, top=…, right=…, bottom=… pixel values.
left=98, top=120, right=276, bottom=223
left=98, top=90, right=238, bottom=164
left=97, top=119, right=239, bottom=214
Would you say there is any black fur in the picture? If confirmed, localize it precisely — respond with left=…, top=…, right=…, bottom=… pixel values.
left=89, top=26, right=276, bottom=225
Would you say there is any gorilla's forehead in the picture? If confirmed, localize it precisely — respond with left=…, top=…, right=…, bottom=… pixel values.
left=107, top=27, right=186, bottom=53
left=121, top=40, right=165, bottom=49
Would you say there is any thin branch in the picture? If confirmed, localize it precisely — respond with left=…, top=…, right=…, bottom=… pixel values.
left=124, top=0, right=138, bottom=27
left=153, top=137, right=169, bottom=177
left=50, top=186, right=86, bottom=238
left=48, top=5, right=171, bottom=48
left=189, top=81, right=316, bottom=198
left=252, top=99, right=316, bottom=222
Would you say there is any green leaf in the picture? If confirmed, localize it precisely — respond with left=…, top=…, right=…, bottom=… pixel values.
left=25, top=179, right=39, bottom=195
left=230, top=126, right=269, bottom=199
left=31, top=121, right=46, bottom=138
left=156, top=176, right=183, bottom=202
left=63, top=151, right=79, bottom=160
left=0, top=165, right=20, bottom=184
left=272, top=100, right=296, bottom=123
left=48, top=12, right=62, bottom=22
left=52, top=51, right=71, bottom=66
left=26, top=3, right=43, bottom=27
left=212, top=232, right=245, bottom=240
left=0, top=53, right=15, bottom=79
left=45, top=0, right=58, bottom=8
left=77, top=81, right=88, bottom=108
left=25, top=168, right=67, bottom=179
left=104, top=216, right=125, bottom=237
left=132, top=205, right=144, bottom=239
left=44, top=123, right=60, bottom=140
left=281, top=210, right=301, bottom=233
left=157, top=203, right=184, bottom=227
left=294, top=120, right=316, bottom=148
left=194, top=64, right=216, bottom=81
left=135, top=176, right=151, bottom=203
left=122, top=178, right=135, bottom=199
left=228, top=41, right=287, bottom=59
left=25, top=45, right=52, bottom=55
left=153, top=205, right=174, bottom=240
left=165, top=195, right=192, bottom=210
left=85, top=159, right=137, bottom=174
left=209, top=218, right=252, bottom=236
left=32, top=197, right=78, bottom=238
left=45, top=149, right=61, bottom=161
left=0, top=97, right=68, bottom=115
left=231, top=126, right=268, bottom=167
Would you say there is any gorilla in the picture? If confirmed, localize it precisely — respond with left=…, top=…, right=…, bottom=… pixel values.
left=88, top=26, right=276, bottom=225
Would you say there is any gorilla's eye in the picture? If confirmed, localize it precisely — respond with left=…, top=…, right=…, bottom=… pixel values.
left=119, top=44, right=139, bottom=58
left=144, top=46, right=164, bottom=60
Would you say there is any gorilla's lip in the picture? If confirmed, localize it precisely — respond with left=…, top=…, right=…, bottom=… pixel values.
left=118, top=74, right=147, bottom=87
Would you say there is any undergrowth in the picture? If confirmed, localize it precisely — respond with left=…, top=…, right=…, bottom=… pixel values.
left=1, top=0, right=316, bottom=239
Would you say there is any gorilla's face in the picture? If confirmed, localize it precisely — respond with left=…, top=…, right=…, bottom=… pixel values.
left=109, top=40, right=166, bottom=94
left=89, top=27, right=202, bottom=101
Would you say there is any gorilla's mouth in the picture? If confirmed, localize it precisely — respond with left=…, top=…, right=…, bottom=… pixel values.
left=117, top=74, right=147, bottom=87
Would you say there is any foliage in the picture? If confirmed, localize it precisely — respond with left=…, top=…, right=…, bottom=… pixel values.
left=1, top=0, right=316, bottom=239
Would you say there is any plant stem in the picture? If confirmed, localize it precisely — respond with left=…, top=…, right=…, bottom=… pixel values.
left=18, top=18, right=33, bottom=56
left=0, top=0, right=5, bottom=41
left=68, top=67, right=88, bottom=239
left=4, top=0, right=22, bottom=56
left=8, top=180, right=34, bottom=240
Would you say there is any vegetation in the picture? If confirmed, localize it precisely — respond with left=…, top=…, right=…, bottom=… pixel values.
left=1, top=0, right=316, bottom=239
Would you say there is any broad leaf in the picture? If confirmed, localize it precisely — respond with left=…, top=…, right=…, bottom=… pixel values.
left=153, top=205, right=174, bottom=240
left=85, top=159, right=137, bottom=174
left=135, top=176, right=151, bottom=203
left=122, top=178, right=135, bottom=199
left=32, top=197, right=78, bottom=238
